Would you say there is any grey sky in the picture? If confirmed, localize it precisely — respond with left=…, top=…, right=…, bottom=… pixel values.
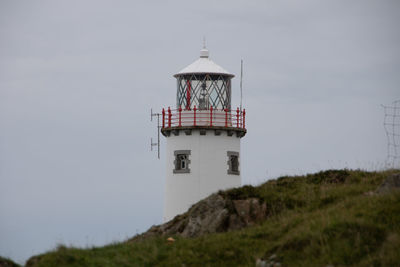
left=1, top=0, right=399, bottom=264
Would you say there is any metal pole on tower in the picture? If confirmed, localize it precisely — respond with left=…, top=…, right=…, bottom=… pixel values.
left=150, top=108, right=161, bottom=159
left=157, top=113, right=160, bottom=159
left=240, top=59, right=243, bottom=112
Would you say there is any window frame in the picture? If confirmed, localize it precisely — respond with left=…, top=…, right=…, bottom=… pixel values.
left=227, top=151, right=240, bottom=175
left=173, top=150, right=191, bottom=174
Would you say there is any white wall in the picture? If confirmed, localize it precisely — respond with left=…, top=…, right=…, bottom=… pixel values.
left=164, top=129, right=241, bottom=222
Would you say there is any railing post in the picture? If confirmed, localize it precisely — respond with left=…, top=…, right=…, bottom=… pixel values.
left=193, top=105, right=197, bottom=126
left=186, top=80, right=191, bottom=110
left=243, top=109, right=246, bottom=129
left=178, top=106, right=182, bottom=127
left=236, top=108, right=240, bottom=128
left=162, top=108, right=165, bottom=128
left=224, top=108, right=228, bottom=127
left=210, top=106, right=213, bottom=127
left=168, top=107, right=171, bottom=128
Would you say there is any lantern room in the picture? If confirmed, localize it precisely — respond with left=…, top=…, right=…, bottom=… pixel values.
left=174, top=47, right=234, bottom=110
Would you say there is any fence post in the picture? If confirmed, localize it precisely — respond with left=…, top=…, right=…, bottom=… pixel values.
left=193, top=105, right=197, bottom=126
left=210, top=106, right=213, bottom=126
left=178, top=106, right=182, bottom=127
left=236, top=108, right=240, bottom=128
left=162, top=108, right=165, bottom=128
left=168, top=107, right=171, bottom=127
left=243, top=109, right=246, bottom=129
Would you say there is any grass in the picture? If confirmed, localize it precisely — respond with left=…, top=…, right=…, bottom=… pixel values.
left=26, top=169, right=400, bottom=266
left=0, top=256, right=21, bottom=267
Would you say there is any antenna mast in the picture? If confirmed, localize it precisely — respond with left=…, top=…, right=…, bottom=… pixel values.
left=240, top=59, right=243, bottom=111
left=150, top=108, right=161, bottom=159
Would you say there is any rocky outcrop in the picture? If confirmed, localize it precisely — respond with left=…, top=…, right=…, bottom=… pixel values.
left=132, top=193, right=268, bottom=241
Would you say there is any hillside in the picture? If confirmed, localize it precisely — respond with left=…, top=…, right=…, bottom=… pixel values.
left=18, top=170, right=400, bottom=266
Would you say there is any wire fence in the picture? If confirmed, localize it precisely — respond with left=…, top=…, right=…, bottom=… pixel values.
left=383, top=100, right=400, bottom=169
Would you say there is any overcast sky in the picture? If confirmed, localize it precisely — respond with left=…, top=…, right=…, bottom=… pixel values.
left=1, top=0, right=399, bottom=264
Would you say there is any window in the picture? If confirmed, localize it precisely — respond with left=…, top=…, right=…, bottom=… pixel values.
left=173, top=150, right=191, bottom=173
left=230, top=155, right=239, bottom=172
left=176, top=74, right=231, bottom=110
left=177, top=154, right=188, bottom=170
left=227, top=151, right=240, bottom=175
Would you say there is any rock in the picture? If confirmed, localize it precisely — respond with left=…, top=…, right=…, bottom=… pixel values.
left=255, top=254, right=280, bottom=267
left=129, top=192, right=269, bottom=242
left=364, top=191, right=375, bottom=196
left=255, top=258, right=267, bottom=267
left=228, top=213, right=246, bottom=230
left=376, top=173, right=400, bottom=194
left=181, top=194, right=229, bottom=237
left=233, top=198, right=267, bottom=225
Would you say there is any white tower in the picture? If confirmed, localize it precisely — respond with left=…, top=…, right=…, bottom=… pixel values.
left=161, top=46, right=246, bottom=222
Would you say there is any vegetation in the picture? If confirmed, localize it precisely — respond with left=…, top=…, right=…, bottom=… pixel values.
left=26, top=170, right=400, bottom=266
left=0, top=256, right=21, bottom=267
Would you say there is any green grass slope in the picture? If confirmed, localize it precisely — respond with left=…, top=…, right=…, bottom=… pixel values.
left=26, top=170, right=400, bottom=266
left=0, top=256, right=21, bottom=267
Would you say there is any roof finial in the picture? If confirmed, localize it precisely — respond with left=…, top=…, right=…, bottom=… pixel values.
left=200, top=36, right=209, bottom=58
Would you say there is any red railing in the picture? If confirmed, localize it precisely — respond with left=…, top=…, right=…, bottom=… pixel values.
left=162, top=106, right=246, bottom=129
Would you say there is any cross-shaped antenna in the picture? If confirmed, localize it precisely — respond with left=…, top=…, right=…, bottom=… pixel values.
left=150, top=108, right=161, bottom=159
left=151, top=137, right=158, bottom=151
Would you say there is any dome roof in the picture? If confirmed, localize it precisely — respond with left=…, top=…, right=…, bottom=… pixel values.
left=174, top=48, right=234, bottom=77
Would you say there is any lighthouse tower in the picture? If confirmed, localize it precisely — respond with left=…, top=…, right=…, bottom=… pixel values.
left=161, top=45, right=246, bottom=222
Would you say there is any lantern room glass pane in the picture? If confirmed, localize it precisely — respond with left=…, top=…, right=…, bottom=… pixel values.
left=176, top=74, right=231, bottom=110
